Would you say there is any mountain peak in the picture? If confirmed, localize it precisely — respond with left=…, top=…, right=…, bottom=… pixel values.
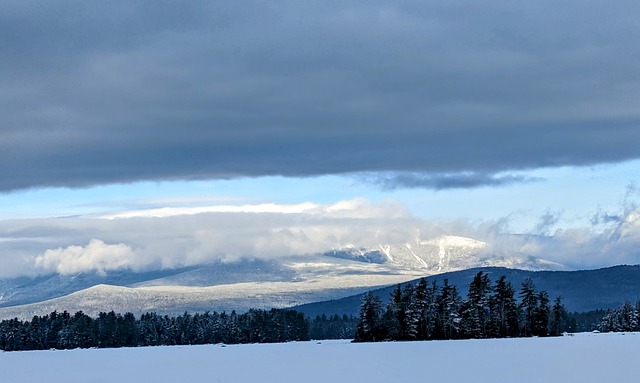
left=324, top=235, right=565, bottom=273
left=421, top=235, right=488, bottom=249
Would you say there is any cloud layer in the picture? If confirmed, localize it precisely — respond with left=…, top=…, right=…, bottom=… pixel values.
left=360, top=172, right=542, bottom=190
left=0, top=199, right=638, bottom=278
left=2, top=1, right=640, bottom=191
left=34, top=239, right=135, bottom=276
left=0, top=199, right=421, bottom=277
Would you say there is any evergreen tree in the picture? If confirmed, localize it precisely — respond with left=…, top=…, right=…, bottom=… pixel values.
left=461, top=271, right=492, bottom=338
left=69, top=311, right=96, bottom=349
left=226, top=310, right=239, bottom=344
left=519, top=278, right=538, bottom=336
left=355, top=292, right=383, bottom=342
left=550, top=297, right=567, bottom=336
left=435, top=279, right=462, bottom=339
left=532, top=291, right=550, bottom=336
left=382, top=283, right=419, bottom=341
left=599, top=302, right=640, bottom=332
left=490, top=275, right=519, bottom=338
left=413, top=277, right=429, bottom=340
left=403, top=284, right=419, bottom=340
left=97, top=311, right=119, bottom=348
left=383, top=285, right=406, bottom=340
left=139, top=312, right=160, bottom=346
left=119, top=312, right=139, bottom=347
left=27, top=315, right=45, bottom=350
left=425, top=280, right=439, bottom=339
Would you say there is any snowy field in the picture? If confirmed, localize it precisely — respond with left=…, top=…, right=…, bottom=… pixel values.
left=0, top=332, right=636, bottom=382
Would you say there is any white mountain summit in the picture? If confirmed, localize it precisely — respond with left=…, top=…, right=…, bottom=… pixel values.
left=323, top=235, right=564, bottom=273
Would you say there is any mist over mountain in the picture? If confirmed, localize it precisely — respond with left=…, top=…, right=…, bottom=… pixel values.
left=323, top=235, right=567, bottom=273
left=0, top=235, right=566, bottom=320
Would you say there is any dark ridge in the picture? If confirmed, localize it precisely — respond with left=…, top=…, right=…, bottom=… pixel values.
left=291, top=265, right=640, bottom=317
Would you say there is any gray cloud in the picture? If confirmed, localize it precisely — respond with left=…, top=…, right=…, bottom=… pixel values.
left=591, top=211, right=622, bottom=226
left=591, top=183, right=640, bottom=226
left=532, top=210, right=562, bottom=236
left=360, top=171, right=541, bottom=190
left=2, top=1, right=640, bottom=191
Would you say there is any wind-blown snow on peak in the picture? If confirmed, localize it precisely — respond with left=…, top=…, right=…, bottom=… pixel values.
left=323, top=235, right=566, bottom=273
left=424, top=235, right=488, bottom=249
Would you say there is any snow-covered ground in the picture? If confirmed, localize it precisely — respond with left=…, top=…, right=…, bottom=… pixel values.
left=0, top=332, right=636, bottom=382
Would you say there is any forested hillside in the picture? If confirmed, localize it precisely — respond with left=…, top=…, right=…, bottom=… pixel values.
left=294, top=265, right=640, bottom=318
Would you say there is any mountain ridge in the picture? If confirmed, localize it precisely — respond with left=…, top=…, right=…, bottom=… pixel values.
left=0, top=235, right=569, bottom=320
left=323, top=235, right=568, bottom=272
left=291, top=264, right=640, bottom=317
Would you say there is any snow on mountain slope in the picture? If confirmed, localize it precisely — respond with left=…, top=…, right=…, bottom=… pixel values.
left=323, top=235, right=568, bottom=273
left=0, top=235, right=568, bottom=320
left=0, top=273, right=420, bottom=320
left=0, top=260, right=295, bottom=309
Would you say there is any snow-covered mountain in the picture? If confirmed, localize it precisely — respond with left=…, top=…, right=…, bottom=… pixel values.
left=323, top=236, right=567, bottom=273
left=0, top=259, right=420, bottom=320
left=0, top=235, right=568, bottom=320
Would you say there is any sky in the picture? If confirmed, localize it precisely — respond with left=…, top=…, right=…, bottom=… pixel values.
left=1, top=1, right=640, bottom=278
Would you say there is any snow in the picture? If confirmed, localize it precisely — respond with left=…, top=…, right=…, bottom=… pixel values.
left=378, top=244, right=393, bottom=261
left=0, top=271, right=422, bottom=320
left=1, top=233, right=569, bottom=321
left=1, top=332, right=637, bottom=382
left=405, top=243, right=429, bottom=268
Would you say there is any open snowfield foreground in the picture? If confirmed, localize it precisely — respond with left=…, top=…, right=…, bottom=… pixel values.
left=0, top=332, right=636, bottom=382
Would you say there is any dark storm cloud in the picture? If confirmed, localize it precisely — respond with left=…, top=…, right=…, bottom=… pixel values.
left=2, top=0, right=640, bottom=191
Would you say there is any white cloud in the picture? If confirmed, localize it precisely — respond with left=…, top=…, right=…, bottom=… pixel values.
left=98, top=202, right=323, bottom=219
left=34, top=239, right=136, bottom=275
left=0, top=198, right=639, bottom=278
left=0, top=199, right=418, bottom=276
left=97, top=198, right=407, bottom=219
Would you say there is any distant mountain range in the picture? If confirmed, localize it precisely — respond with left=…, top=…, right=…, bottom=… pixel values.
left=292, top=265, right=640, bottom=318
left=0, top=236, right=568, bottom=320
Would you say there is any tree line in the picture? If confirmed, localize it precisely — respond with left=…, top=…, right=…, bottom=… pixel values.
left=354, top=272, right=570, bottom=342
left=0, top=308, right=308, bottom=351
left=309, top=314, right=357, bottom=340
left=0, top=271, right=619, bottom=351
left=598, top=301, right=640, bottom=332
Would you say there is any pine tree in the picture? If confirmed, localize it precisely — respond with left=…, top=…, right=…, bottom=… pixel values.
left=436, top=279, right=462, bottom=339
left=403, top=284, right=419, bottom=340
left=426, top=280, right=439, bottom=339
left=383, top=285, right=406, bottom=340
left=519, top=278, right=538, bottom=336
left=533, top=291, right=550, bottom=336
left=354, top=292, right=383, bottom=342
left=490, top=275, right=519, bottom=338
left=139, top=312, right=160, bottom=346
left=119, top=312, right=139, bottom=346
left=413, top=277, right=429, bottom=340
left=447, top=286, right=463, bottom=339
left=550, top=296, right=567, bottom=336
left=598, top=302, right=640, bottom=332
left=461, top=271, right=492, bottom=338
left=629, top=303, right=640, bottom=331
left=226, top=311, right=239, bottom=344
